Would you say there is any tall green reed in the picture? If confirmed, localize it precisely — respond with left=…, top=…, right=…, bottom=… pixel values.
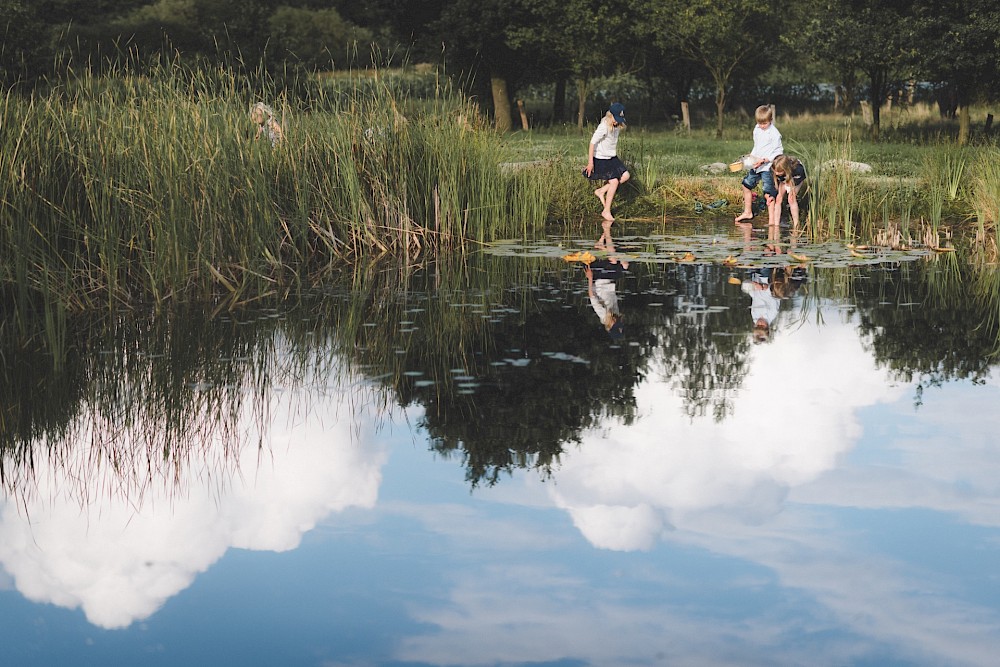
left=969, top=147, right=1000, bottom=237
left=802, top=130, right=859, bottom=240
left=0, top=60, right=554, bottom=311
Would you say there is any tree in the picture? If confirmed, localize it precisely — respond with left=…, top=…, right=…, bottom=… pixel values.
left=798, top=0, right=918, bottom=140
left=508, top=0, right=637, bottom=129
left=267, top=6, right=374, bottom=71
left=432, top=0, right=532, bottom=131
left=0, top=0, right=46, bottom=85
left=645, top=0, right=774, bottom=138
left=913, top=0, right=1000, bottom=144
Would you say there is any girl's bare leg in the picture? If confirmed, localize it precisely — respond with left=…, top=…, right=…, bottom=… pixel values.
left=788, top=189, right=800, bottom=227
left=771, top=189, right=784, bottom=226
left=595, top=219, right=613, bottom=247
left=594, top=183, right=609, bottom=209
left=735, top=185, right=754, bottom=222
left=602, top=178, right=620, bottom=221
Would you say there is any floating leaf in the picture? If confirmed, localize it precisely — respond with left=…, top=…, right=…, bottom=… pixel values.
left=562, top=251, right=596, bottom=264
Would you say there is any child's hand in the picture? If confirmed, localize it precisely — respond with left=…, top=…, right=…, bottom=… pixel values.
left=584, top=162, right=594, bottom=176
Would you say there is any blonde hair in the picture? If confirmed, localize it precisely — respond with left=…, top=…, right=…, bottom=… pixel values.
left=771, top=154, right=800, bottom=179
left=250, top=102, right=276, bottom=123
left=754, top=105, right=773, bottom=125
left=603, top=111, right=625, bottom=130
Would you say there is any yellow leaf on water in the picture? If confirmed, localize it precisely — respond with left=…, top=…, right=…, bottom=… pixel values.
left=722, top=255, right=738, bottom=266
left=563, top=251, right=596, bottom=264
left=681, top=252, right=696, bottom=262
left=727, top=276, right=741, bottom=285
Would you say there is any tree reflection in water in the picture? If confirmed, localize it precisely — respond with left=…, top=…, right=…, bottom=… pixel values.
left=2, top=241, right=1000, bottom=498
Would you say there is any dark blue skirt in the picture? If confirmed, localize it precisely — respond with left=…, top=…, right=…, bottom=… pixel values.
left=583, top=156, right=628, bottom=182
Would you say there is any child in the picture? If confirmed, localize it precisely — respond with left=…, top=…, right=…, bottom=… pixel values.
left=583, top=102, right=630, bottom=222
left=585, top=255, right=629, bottom=339
left=251, top=102, right=283, bottom=146
left=734, top=105, right=783, bottom=225
left=771, top=154, right=807, bottom=227
left=740, top=270, right=780, bottom=343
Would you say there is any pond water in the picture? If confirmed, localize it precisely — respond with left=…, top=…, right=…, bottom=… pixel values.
left=2, top=221, right=1000, bottom=667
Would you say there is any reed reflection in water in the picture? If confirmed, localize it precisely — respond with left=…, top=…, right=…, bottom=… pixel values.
left=1, top=232, right=1000, bottom=665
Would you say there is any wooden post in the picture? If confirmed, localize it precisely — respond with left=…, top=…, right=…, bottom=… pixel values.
left=986, top=113, right=994, bottom=134
left=681, top=101, right=691, bottom=131
left=517, top=99, right=529, bottom=130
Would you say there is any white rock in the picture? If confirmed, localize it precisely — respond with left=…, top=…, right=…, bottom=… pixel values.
left=821, top=159, right=873, bottom=173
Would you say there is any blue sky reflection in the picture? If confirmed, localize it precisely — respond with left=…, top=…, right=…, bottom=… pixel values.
left=2, top=305, right=999, bottom=666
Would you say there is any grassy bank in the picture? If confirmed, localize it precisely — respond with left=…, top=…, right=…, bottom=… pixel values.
left=507, top=106, right=1000, bottom=242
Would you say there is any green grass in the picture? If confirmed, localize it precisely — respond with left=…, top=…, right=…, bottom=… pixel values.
left=505, top=105, right=999, bottom=239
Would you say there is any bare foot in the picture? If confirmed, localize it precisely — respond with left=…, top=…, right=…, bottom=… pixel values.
left=734, top=211, right=753, bottom=223
left=601, top=209, right=614, bottom=222
left=594, top=188, right=607, bottom=209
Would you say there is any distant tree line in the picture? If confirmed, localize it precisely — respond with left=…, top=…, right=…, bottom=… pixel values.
left=2, top=0, right=999, bottom=138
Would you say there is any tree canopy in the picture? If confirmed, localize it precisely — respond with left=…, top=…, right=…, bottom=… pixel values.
left=2, top=0, right=999, bottom=135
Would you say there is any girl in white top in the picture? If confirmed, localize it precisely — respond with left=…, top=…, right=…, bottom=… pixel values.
left=250, top=102, right=283, bottom=146
left=583, top=102, right=630, bottom=222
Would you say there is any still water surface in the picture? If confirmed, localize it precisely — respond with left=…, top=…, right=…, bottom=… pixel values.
left=2, top=223, right=999, bottom=666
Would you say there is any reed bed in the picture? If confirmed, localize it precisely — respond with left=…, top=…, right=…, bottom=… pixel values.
left=0, top=63, right=552, bottom=310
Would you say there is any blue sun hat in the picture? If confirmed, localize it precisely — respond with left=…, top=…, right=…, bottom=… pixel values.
left=609, top=102, right=626, bottom=124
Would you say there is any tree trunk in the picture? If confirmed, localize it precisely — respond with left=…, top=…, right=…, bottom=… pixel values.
left=491, top=76, right=512, bottom=132
left=867, top=68, right=888, bottom=141
left=553, top=76, right=566, bottom=124
left=681, top=101, right=690, bottom=131
left=958, top=105, right=970, bottom=146
left=576, top=78, right=588, bottom=129
left=714, top=84, right=726, bottom=139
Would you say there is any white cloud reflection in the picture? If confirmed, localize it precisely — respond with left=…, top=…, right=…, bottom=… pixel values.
left=399, top=305, right=1000, bottom=666
left=524, top=304, right=1000, bottom=665
left=550, top=309, right=899, bottom=550
left=0, top=367, right=389, bottom=629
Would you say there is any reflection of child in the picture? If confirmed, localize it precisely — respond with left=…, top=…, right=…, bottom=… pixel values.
left=772, top=155, right=807, bottom=227
left=770, top=266, right=808, bottom=299
left=250, top=102, right=283, bottom=146
left=586, top=257, right=629, bottom=339
left=734, top=105, right=783, bottom=225
left=583, top=102, right=630, bottom=223
left=741, top=271, right=780, bottom=343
